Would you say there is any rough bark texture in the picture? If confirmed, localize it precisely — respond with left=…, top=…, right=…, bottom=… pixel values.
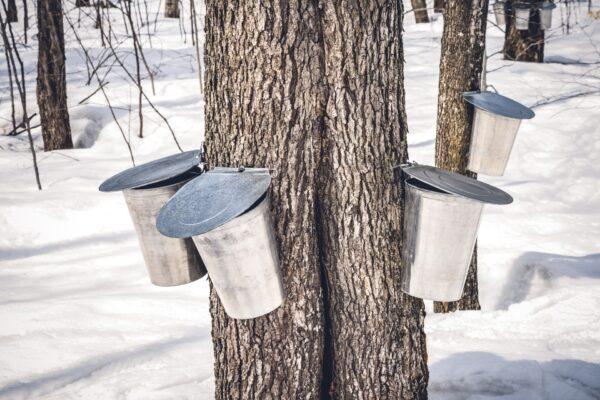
left=411, top=0, right=430, bottom=23
left=6, top=0, right=17, bottom=22
left=204, top=1, right=428, bottom=399
left=433, top=0, right=487, bottom=313
left=37, top=0, right=73, bottom=151
left=503, top=0, right=544, bottom=62
left=434, top=0, right=445, bottom=13
left=164, top=0, right=179, bottom=18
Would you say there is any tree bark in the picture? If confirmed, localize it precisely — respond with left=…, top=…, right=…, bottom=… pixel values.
left=434, top=0, right=445, bottom=13
left=6, top=0, right=17, bottom=23
left=164, top=0, right=179, bottom=18
left=503, top=0, right=544, bottom=62
left=433, top=0, right=487, bottom=313
left=204, top=1, right=428, bottom=399
left=412, top=0, right=430, bottom=23
left=37, top=0, right=73, bottom=151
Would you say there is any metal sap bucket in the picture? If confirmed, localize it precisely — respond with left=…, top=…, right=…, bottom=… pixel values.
left=400, top=165, right=512, bottom=301
left=464, top=91, right=535, bottom=176
left=157, top=167, right=285, bottom=319
left=538, top=2, right=556, bottom=30
left=514, top=3, right=531, bottom=30
left=99, top=150, right=207, bottom=286
left=493, top=1, right=506, bottom=26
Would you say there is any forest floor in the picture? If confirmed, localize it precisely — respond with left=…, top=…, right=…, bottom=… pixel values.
left=1, top=1, right=599, bottom=399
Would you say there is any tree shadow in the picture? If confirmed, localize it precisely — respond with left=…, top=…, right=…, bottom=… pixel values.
left=0, top=333, right=207, bottom=399
left=0, top=231, right=135, bottom=262
left=495, top=252, right=600, bottom=310
left=430, top=352, right=600, bottom=400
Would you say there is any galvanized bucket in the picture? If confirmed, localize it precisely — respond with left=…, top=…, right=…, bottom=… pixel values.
left=400, top=165, right=512, bottom=301
left=464, top=91, right=535, bottom=176
left=157, top=167, right=285, bottom=319
left=493, top=1, right=506, bottom=26
left=538, top=2, right=556, bottom=30
left=99, top=150, right=207, bottom=286
left=514, top=3, right=531, bottom=30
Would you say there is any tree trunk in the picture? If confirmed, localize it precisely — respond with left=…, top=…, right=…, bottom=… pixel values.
left=6, top=0, right=18, bottom=23
left=204, top=1, right=428, bottom=399
left=412, top=0, right=430, bottom=23
left=75, top=0, right=91, bottom=7
left=164, top=0, right=179, bottom=18
left=433, top=0, right=488, bottom=313
left=503, top=0, right=544, bottom=62
left=37, top=0, right=73, bottom=151
left=434, top=0, right=445, bottom=13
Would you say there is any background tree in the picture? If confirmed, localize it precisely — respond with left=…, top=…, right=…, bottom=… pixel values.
left=164, top=0, right=179, bottom=18
left=434, top=0, right=445, bottom=13
left=6, top=0, right=15, bottom=22
left=503, top=0, right=545, bottom=62
left=412, top=0, right=430, bottom=23
left=204, top=1, right=428, bottom=398
left=37, top=0, right=73, bottom=151
left=433, top=0, right=488, bottom=312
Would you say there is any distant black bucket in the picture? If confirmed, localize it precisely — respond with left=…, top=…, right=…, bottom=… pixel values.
left=99, top=151, right=207, bottom=286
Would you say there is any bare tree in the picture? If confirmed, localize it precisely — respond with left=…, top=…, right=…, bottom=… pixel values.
left=205, top=1, right=428, bottom=398
left=433, top=1, right=488, bottom=312
left=75, top=0, right=91, bottom=7
left=164, top=0, right=179, bottom=18
left=6, top=0, right=16, bottom=22
left=503, top=0, right=545, bottom=62
left=36, top=0, right=73, bottom=151
left=412, top=0, right=430, bottom=23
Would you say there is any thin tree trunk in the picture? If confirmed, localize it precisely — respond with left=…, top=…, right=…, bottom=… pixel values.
left=434, top=0, right=445, bottom=13
left=433, top=0, right=488, bottom=313
left=36, top=0, right=73, bottom=151
left=412, top=0, right=430, bottom=23
left=503, top=0, right=545, bottom=62
left=164, top=0, right=179, bottom=18
left=6, top=0, right=16, bottom=22
left=205, top=1, right=428, bottom=399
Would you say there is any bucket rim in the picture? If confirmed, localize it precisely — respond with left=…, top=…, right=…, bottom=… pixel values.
left=99, top=150, right=203, bottom=192
left=463, top=91, right=535, bottom=120
left=537, top=1, right=557, bottom=9
left=156, top=167, right=272, bottom=238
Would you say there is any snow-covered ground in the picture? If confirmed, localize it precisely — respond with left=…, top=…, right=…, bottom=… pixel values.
left=1, top=1, right=599, bottom=399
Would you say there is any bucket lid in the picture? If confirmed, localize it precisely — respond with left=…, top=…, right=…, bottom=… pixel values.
left=156, top=167, right=272, bottom=238
left=514, top=2, right=532, bottom=9
left=538, top=1, right=557, bottom=9
left=402, top=164, right=513, bottom=205
left=463, top=91, right=535, bottom=120
left=99, top=150, right=202, bottom=192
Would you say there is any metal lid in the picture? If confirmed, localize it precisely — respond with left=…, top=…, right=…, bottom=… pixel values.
left=402, top=164, right=513, bottom=205
left=463, top=91, right=534, bottom=120
left=538, top=1, right=556, bottom=9
left=156, top=167, right=272, bottom=238
left=99, top=150, right=202, bottom=192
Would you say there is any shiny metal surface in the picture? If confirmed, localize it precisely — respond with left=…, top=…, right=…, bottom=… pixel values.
left=468, top=108, right=522, bottom=176
left=402, top=165, right=513, bottom=204
left=463, top=91, right=534, bottom=120
left=514, top=4, right=531, bottom=30
left=539, top=2, right=556, bottom=30
left=192, top=196, right=284, bottom=319
left=401, top=179, right=484, bottom=301
left=493, top=1, right=506, bottom=26
left=99, top=150, right=202, bottom=192
left=123, top=173, right=206, bottom=287
left=156, top=168, right=271, bottom=238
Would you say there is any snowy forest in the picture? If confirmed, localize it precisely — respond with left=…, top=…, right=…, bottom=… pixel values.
left=1, top=0, right=599, bottom=399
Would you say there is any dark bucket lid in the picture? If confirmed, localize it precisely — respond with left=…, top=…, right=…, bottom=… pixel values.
left=156, top=167, right=272, bottom=238
left=99, top=150, right=202, bottom=192
left=538, top=1, right=557, bottom=9
left=402, top=164, right=513, bottom=205
left=463, top=91, right=535, bottom=120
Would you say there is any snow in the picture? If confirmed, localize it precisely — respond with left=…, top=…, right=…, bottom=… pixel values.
left=1, top=1, right=599, bottom=399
